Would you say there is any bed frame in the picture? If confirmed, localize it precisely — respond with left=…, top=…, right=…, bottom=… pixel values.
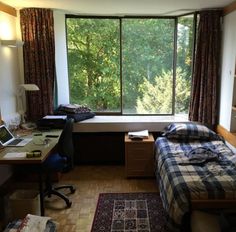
left=216, top=125, right=236, bottom=147
left=191, top=200, right=236, bottom=209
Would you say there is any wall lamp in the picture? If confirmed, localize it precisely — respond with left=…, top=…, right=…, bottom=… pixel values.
left=0, top=39, right=24, bottom=48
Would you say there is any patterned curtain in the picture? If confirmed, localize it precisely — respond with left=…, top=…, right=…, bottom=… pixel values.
left=189, top=10, right=222, bottom=129
left=20, top=8, right=55, bottom=121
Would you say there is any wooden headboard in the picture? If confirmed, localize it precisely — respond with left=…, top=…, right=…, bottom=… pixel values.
left=216, top=125, right=236, bottom=147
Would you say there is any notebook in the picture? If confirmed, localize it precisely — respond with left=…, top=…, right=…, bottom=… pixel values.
left=0, top=125, right=32, bottom=147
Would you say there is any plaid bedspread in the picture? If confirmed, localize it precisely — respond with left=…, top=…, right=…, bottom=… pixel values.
left=155, top=137, right=236, bottom=231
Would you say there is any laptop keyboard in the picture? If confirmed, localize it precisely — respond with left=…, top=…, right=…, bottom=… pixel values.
left=8, top=138, right=23, bottom=145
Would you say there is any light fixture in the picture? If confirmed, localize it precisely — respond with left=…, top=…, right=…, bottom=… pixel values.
left=19, top=84, right=39, bottom=92
left=0, top=40, right=24, bottom=48
left=17, top=84, right=40, bottom=124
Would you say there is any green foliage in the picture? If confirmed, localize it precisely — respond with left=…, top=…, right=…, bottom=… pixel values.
left=175, top=68, right=191, bottom=113
left=67, top=18, right=120, bottom=111
left=66, top=16, right=194, bottom=114
left=122, top=19, right=175, bottom=113
left=136, top=70, right=173, bottom=114
left=136, top=68, right=191, bottom=114
left=177, top=16, right=194, bottom=79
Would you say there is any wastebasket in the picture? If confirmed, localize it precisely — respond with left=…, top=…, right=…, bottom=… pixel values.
left=9, top=189, right=40, bottom=219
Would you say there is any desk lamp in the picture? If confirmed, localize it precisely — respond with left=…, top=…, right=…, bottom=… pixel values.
left=17, top=84, right=39, bottom=125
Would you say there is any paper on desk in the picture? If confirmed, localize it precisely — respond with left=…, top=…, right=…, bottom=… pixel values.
left=128, top=130, right=149, bottom=138
left=43, top=115, right=67, bottom=120
left=4, top=152, right=26, bottom=159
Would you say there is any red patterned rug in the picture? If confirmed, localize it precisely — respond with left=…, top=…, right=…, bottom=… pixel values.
left=91, top=192, right=167, bottom=232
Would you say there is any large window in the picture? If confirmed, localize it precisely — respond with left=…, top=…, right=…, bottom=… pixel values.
left=176, top=15, right=195, bottom=115
left=66, top=18, right=120, bottom=112
left=122, top=18, right=175, bottom=114
left=66, top=15, right=195, bottom=115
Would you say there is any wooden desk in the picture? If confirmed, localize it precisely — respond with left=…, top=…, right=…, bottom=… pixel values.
left=0, top=129, right=61, bottom=216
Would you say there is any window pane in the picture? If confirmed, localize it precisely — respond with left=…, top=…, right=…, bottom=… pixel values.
left=66, top=18, right=120, bottom=112
left=122, top=19, right=175, bottom=114
left=176, top=15, right=194, bottom=115
left=66, top=16, right=195, bottom=115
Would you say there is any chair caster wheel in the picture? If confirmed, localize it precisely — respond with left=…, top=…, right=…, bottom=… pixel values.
left=67, top=201, right=72, bottom=208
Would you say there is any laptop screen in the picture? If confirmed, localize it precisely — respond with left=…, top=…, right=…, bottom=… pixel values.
left=0, top=125, right=14, bottom=145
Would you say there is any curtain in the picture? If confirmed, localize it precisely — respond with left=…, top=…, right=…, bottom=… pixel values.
left=189, top=10, right=222, bottom=129
left=20, top=8, right=55, bottom=121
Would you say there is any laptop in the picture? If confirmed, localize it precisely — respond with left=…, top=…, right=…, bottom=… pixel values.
left=0, top=125, right=32, bottom=147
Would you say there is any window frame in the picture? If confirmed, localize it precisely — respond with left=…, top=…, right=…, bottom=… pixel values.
left=65, top=13, right=196, bottom=116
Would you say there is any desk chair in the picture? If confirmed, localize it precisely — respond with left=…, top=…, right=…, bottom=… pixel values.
left=43, top=118, right=75, bottom=207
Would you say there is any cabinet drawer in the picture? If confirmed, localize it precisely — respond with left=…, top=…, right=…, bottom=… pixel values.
left=126, top=159, right=154, bottom=170
left=126, top=143, right=153, bottom=151
left=126, top=153, right=154, bottom=163
left=126, top=145, right=153, bottom=159
left=126, top=170, right=154, bottom=177
left=126, top=155, right=154, bottom=177
left=126, top=159, right=154, bottom=177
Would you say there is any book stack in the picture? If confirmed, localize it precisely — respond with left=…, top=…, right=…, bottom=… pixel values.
left=128, top=130, right=149, bottom=140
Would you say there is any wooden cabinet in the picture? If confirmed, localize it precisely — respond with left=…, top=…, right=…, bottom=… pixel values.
left=125, top=133, right=154, bottom=177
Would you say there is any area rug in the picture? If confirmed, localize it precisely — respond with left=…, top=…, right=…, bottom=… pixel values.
left=91, top=192, right=167, bottom=232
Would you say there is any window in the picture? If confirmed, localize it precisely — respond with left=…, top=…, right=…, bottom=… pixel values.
left=66, top=15, right=195, bottom=115
left=66, top=18, right=120, bottom=113
left=176, top=15, right=195, bottom=115
left=122, top=18, right=175, bottom=114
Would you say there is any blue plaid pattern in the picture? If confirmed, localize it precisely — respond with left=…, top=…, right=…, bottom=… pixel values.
left=155, top=137, right=236, bottom=230
left=163, top=123, right=222, bottom=141
left=3, top=220, right=22, bottom=232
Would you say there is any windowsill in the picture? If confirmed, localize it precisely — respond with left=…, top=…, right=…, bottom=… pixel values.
left=73, top=115, right=189, bottom=132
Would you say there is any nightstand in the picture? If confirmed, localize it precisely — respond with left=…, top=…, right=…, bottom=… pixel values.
left=125, top=133, right=155, bottom=177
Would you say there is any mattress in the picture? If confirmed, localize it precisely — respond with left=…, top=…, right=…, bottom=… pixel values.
left=155, top=136, right=236, bottom=231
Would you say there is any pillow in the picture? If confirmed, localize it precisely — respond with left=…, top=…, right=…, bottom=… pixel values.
left=162, top=122, right=222, bottom=141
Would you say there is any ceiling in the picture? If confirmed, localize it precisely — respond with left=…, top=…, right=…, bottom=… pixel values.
left=1, top=0, right=234, bottom=16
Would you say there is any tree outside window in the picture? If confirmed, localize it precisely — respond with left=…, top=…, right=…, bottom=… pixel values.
left=66, top=15, right=195, bottom=115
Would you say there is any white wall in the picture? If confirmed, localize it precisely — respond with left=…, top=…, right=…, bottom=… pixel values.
left=0, top=11, right=21, bottom=185
left=219, top=11, right=236, bottom=131
left=54, top=10, right=69, bottom=105
left=1, top=9, right=68, bottom=116
left=0, top=11, right=21, bottom=125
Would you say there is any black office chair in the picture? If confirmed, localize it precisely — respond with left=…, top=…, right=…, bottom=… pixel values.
left=43, top=118, right=76, bottom=207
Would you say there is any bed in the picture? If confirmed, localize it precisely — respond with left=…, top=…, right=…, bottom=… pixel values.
left=155, top=122, right=236, bottom=231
